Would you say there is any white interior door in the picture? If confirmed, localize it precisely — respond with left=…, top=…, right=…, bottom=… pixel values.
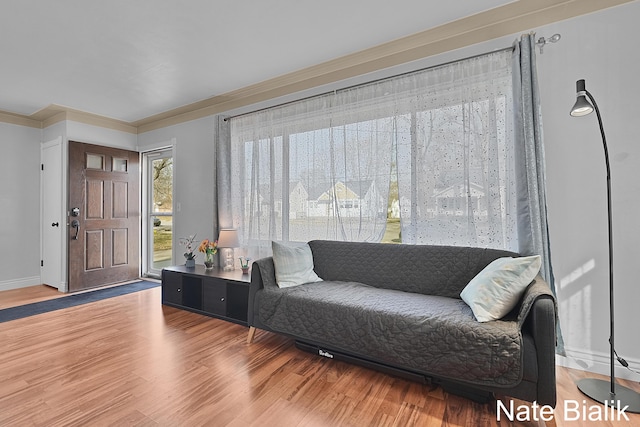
left=41, top=137, right=65, bottom=291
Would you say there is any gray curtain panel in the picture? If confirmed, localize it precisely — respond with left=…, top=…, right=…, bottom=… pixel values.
left=216, top=115, right=232, bottom=229
left=512, top=33, right=564, bottom=355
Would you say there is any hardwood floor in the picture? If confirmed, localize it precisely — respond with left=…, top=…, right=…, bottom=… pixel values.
left=0, top=285, right=62, bottom=309
left=1, top=286, right=639, bottom=426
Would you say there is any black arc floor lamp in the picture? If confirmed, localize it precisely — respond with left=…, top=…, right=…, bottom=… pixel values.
left=570, top=79, right=640, bottom=413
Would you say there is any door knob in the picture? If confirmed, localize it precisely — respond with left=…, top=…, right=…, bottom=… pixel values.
left=71, top=219, right=80, bottom=240
left=52, top=222, right=59, bottom=227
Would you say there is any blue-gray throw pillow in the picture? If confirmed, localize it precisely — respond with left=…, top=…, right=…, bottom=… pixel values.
left=460, top=255, right=541, bottom=322
left=272, top=241, right=322, bottom=288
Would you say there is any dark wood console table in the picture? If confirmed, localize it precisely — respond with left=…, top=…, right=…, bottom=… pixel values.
left=161, top=265, right=250, bottom=326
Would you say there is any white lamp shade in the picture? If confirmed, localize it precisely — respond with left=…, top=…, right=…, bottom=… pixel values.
left=217, top=229, right=240, bottom=248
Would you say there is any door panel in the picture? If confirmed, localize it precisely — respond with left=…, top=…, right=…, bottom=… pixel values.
left=112, top=229, right=129, bottom=265
left=112, top=181, right=128, bottom=218
left=68, top=141, right=139, bottom=292
left=86, top=180, right=104, bottom=219
left=85, top=230, right=104, bottom=270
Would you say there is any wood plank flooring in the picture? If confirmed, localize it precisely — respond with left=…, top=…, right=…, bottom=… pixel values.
left=0, top=285, right=62, bottom=309
left=1, top=285, right=639, bottom=426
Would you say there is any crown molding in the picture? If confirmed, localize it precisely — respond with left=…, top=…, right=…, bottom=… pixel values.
left=134, top=0, right=635, bottom=133
left=0, top=0, right=633, bottom=135
left=34, top=105, right=138, bottom=134
left=0, top=104, right=138, bottom=133
left=0, top=110, right=41, bottom=128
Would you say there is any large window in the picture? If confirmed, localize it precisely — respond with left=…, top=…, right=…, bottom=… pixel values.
left=229, top=50, right=515, bottom=258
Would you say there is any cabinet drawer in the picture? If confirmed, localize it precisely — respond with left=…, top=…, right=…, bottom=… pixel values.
left=202, top=278, right=227, bottom=315
left=161, top=271, right=183, bottom=305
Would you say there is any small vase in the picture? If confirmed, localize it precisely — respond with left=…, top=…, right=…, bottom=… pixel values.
left=185, top=258, right=195, bottom=268
left=241, top=266, right=250, bottom=275
left=204, top=251, right=215, bottom=270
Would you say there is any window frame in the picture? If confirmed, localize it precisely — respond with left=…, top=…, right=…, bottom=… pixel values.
left=141, top=147, right=174, bottom=278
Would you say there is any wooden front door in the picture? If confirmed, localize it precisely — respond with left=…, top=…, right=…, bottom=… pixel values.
left=68, top=141, right=139, bottom=292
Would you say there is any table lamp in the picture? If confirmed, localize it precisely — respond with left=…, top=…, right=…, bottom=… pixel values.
left=217, top=229, right=239, bottom=271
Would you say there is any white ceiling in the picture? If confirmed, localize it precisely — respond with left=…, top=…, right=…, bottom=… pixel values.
left=0, top=0, right=512, bottom=123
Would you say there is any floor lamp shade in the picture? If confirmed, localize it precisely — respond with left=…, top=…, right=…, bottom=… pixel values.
left=570, top=79, right=594, bottom=117
left=569, top=79, right=640, bottom=413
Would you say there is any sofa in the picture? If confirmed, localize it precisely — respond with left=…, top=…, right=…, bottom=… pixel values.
left=247, top=240, right=557, bottom=406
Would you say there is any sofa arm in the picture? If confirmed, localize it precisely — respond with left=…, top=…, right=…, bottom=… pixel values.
left=525, top=294, right=557, bottom=407
left=248, top=257, right=277, bottom=327
left=247, top=262, right=262, bottom=326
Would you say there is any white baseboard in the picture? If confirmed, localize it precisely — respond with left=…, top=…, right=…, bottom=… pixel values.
left=558, top=347, right=640, bottom=381
left=0, top=276, right=42, bottom=292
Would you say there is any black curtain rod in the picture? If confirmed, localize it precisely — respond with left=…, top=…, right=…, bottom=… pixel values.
left=223, top=44, right=518, bottom=122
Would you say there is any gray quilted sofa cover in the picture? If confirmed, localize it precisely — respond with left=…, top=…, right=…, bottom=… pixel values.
left=248, top=240, right=557, bottom=406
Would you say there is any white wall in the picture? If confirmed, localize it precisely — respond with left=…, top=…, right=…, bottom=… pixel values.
left=534, top=2, right=640, bottom=379
left=0, top=122, right=42, bottom=290
left=138, top=116, right=217, bottom=266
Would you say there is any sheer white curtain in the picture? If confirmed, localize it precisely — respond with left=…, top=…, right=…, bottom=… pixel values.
left=228, top=89, right=395, bottom=259
left=224, top=48, right=519, bottom=258
left=395, top=50, right=516, bottom=249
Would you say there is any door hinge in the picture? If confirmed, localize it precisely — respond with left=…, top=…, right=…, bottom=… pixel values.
left=41, top=260, right=44, bottom=267
left=41, top=164, right=44, bottom=171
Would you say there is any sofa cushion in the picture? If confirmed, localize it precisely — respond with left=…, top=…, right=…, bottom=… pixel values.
left=258, top=280, right=525, bottom=387
left=460, top=255, right=541, bottom=322
left=272, top=241, right=322, bottom=288
left=308, top=240, right=519, bottom=298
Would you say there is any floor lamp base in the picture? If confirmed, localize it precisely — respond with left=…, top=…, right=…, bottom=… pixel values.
left=577, top=378, right=640, bottom=414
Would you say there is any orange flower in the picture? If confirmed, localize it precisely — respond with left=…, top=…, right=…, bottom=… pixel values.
left=198, top=239, right=218, bottom=254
